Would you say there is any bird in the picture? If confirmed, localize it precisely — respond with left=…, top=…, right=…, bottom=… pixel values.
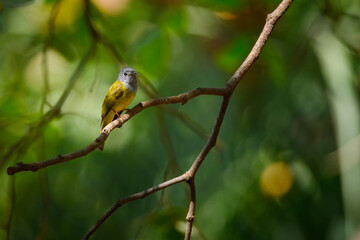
left=99, top=67, right=138, bottom=151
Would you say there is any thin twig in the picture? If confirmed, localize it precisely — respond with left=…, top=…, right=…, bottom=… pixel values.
left=184, top=178, right=196, bottom=240
left=82, top=173, right=190, bottom=240
left=226, top=0, right=293, bottom=90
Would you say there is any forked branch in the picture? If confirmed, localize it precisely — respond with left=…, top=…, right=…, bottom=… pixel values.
left=84, top=0, right=293, bottom=238
left=6, top=0, right=294, bottom=239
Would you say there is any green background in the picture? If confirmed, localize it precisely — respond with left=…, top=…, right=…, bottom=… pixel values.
left=1, top=0, right=360, bottom=239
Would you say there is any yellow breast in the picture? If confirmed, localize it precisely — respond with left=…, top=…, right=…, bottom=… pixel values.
left=113, top=87, right=136, bottom=113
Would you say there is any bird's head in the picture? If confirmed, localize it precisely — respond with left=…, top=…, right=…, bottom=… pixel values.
left=118, top=67, right=137, bottom=85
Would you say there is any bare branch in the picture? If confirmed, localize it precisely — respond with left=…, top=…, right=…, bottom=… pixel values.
left=85, top=0, right=294, bottom=237
left=7, top=87, right=227, bottom=175
left=226, top=0, right=293, bottom=90
left=82, top=173, right=188, bottom=240
left=7, top=0, right=294, bottom=239
left=185, top=178, right=196, bottom=240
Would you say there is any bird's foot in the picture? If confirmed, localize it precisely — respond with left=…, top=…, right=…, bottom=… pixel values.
left=112, top=109, right=123, bottom=118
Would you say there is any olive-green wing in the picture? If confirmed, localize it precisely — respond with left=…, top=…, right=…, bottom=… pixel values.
left=101, top=81, right=124, bottom=122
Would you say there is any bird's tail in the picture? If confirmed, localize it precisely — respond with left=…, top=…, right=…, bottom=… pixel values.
left=99, top=111, right=121, bottom=151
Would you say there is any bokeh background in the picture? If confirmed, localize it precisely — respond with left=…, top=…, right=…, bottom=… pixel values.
left=1, top=0, right=360, bottom=239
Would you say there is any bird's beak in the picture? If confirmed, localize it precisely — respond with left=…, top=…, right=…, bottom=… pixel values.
left=130, top=72, right=137, bottom=76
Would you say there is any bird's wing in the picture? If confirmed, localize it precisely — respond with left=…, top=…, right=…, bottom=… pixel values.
left=101, top=81, right=124, bottom=122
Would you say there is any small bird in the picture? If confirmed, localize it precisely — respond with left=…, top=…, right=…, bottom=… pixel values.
left=100, top=67, right=138, bottom=151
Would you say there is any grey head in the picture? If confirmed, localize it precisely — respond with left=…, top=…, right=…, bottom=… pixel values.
left=117, top=67, right=138, bottom=91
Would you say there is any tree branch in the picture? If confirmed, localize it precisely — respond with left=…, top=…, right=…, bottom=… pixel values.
left=82, top=0, right=293, bottom=238
left=7, top=0, right=294, bottom=239
left=226, top=0, right=293, bottom=90
left=185, top=178, right=196, bottom=240
left=82, top=173, right=189, bottom=240
left=7, top=87, right=227, bottom=175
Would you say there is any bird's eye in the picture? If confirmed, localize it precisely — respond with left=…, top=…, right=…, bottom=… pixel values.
left=124, top=73, right=128, bottom=76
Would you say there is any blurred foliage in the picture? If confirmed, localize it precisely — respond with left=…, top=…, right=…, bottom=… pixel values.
left=0, top=0, right=360, bottom=239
